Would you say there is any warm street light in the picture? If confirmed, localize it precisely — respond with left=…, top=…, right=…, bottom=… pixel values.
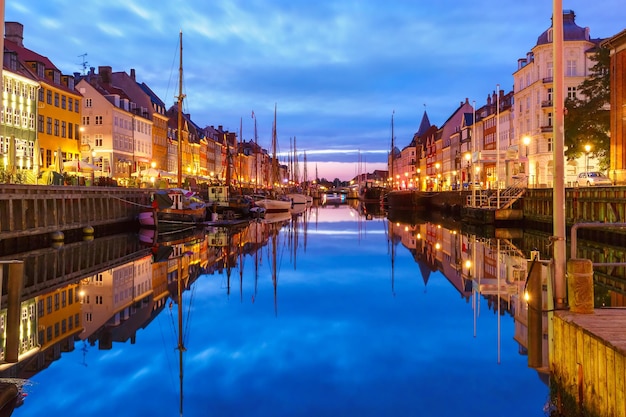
left=584, top=144, right=591, bottom=173
left=523, top=136, right=531, bottom=157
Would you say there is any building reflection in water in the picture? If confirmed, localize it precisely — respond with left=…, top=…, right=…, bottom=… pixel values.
left=2, top=202, right=626, bottom=415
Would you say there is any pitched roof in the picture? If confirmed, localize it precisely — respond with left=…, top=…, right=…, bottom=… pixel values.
left=415, top=110, right=431, bottom=137
left=4, top=37, right=77, bottom=95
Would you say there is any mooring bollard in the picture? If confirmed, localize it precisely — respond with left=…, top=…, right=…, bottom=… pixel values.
left=567, top=258, right=594, bottom=314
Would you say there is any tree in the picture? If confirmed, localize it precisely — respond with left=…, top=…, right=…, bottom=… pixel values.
left=564, top=46, right=610, bottom=170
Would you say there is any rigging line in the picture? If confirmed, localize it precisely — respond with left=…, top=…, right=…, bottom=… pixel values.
left=106, top=194, right=152, bottom=208
left=163, top=34, right=181, bottom=110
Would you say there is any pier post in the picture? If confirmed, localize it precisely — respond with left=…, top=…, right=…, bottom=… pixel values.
left=3, top=261, right=24, bottom=363
left=566, top=259, right=594, bottom=314
left=527, top=252, right=543, bottom=368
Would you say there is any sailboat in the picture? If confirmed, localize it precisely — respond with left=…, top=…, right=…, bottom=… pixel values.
left=285, top=136, right=309, bottom=207
left=254, top=104, right=292, bottom=213
left=138, top=31, right=207, bottom=230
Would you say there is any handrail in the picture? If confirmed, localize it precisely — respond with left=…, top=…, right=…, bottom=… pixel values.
left=571, top=222, right=626, bottom=266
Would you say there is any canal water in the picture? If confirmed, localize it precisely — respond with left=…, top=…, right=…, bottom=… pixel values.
left=8, top=203, right=552, bottom=417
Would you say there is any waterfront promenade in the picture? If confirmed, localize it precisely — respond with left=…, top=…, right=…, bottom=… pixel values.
left=0, top=184, right=152, bottom=241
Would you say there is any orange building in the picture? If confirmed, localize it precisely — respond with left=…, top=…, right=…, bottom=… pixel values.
left=603, top=30, right=626, bottom=184
left=4, top=22, right=82, bottom=173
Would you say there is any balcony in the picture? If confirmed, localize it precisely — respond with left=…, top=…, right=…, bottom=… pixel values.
left=542, top=77, right=553, bottom=84
left=541, top=100, right=553, bottom=108
left=540, top=125, right=553, bottom=133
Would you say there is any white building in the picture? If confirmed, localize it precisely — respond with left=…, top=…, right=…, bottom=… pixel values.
left=513, top=10, right=602, bottom=187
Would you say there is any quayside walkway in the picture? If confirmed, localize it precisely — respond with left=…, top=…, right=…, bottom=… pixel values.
left=0, top=185, right=152, bottom=240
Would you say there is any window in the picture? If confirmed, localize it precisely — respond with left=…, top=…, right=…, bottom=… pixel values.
left=68, top=122, right=73, bottom=139
left=61, top=319, right=67, bottom=334
left=567, top=86, right=577, bottom=100
left=54, top=93, right=59, bottom=107
left=95, top=115, right=103, bottom=125
left=85, top=98, right=92, bottom=108
left=54, top=293, right=60, bottom=310
left=68, top=97, right=73, bottom=110
left=39, top=88, right=44, bottom=102
left=75, top=100, right=79, bottom=112
left=75, top=125, right=80, bottom=140
left=61, top=121, right=67, bottom=138
left=69, top=288, right=74, bottom=304
left=85, top=313, right=92, bottom=322
left=95, top=295, right=103, bottom=305
left=95, top=134, right=103, bottom=146
left=547, top=62, right=553, bottom=79
left=62, top=291, right=67, bottom=307
left=46, top=117, right=52, bottom=134
left=566, top=60, right=577, bottom=77
left=61, top=95, right=66, bottom=109
left=83, top=116, right=90, bottom=125
left=46, top=326, right=52, bottom=342
left=38, top=299, right=44, bottom=317
left=54, top=119, right=59, bottom=136
left=47, top=90, right=52, bottom=104
left=54, top=322, right=59, bottom=337
left=46, top=296, right=52, bottom=314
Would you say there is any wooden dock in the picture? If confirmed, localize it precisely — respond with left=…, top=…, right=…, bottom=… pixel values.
left=552, top=309, right=626, bottom=417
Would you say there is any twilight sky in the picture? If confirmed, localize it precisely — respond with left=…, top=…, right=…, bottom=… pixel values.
left=4, top=1, right=626, bottom=180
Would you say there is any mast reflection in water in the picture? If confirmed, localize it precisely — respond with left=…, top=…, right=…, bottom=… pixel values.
left=4, top=204, right=553, bottom=417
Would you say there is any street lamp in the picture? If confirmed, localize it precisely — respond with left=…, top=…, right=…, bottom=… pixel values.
left=523, top=136, right=531, bottom=157
left=464, top=152, right=471, bottom=185
left=416, top=168, right=421, bottom=191
left=584, top=144, right=591, bottom=173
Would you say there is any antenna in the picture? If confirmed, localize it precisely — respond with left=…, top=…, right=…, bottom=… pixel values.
left=78, top=53, right=89, bottom=75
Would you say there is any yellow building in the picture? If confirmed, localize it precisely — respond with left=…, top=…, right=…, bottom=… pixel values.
left=5, top=22, right=82, bottom=176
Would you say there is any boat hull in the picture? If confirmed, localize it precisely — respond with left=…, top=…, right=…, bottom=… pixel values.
left=255, top=198, right=292, bottom=213
left=139, top=207, right=206, bottom=230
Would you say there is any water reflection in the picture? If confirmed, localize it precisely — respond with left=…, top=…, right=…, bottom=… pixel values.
left=4, top=202, right=625, bottom=416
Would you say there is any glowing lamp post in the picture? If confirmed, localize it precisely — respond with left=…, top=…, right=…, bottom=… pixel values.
left=584, top=144, right=591, bottom=173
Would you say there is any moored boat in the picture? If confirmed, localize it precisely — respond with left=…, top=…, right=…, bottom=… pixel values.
left=139, top=188, right=206, bottom=230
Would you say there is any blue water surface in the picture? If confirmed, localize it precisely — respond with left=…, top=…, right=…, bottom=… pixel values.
left=17, top=205, right=548, bottom=417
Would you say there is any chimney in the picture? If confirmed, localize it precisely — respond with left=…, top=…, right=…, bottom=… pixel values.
left=99, top=66, right=112, bottom=84
left=130, top=68, right=136, bottom=81
left=5, top=22, right=24, bottom=47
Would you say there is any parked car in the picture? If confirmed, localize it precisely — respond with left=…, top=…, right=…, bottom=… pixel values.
left=577, top=172, right=612, bottom=187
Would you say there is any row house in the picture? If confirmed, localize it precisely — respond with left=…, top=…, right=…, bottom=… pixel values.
left=111, top=68, right=169, bottom=177
left=514, top=10, right=602, bottom=187
left=76, top=66, right=153, bottom=184
left=1, top=42, right=39, bottom=182
left=395, top=10, right=602, bottom=191
left=602, top=29, right=626, bottom=182
left=4, top=21, right=82, bottom=179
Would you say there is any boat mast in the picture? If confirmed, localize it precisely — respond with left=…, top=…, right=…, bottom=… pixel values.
left=390, top=111, right=394, bottom=190
left=177, top=256, right=186, bottom=417
left=272, top=103, right=278, bottom=189
left=177, top=31, right=184, bottom=189
left=239, top=117, right=243, bottom=194
left=253, top=111, right=258, bottom=193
